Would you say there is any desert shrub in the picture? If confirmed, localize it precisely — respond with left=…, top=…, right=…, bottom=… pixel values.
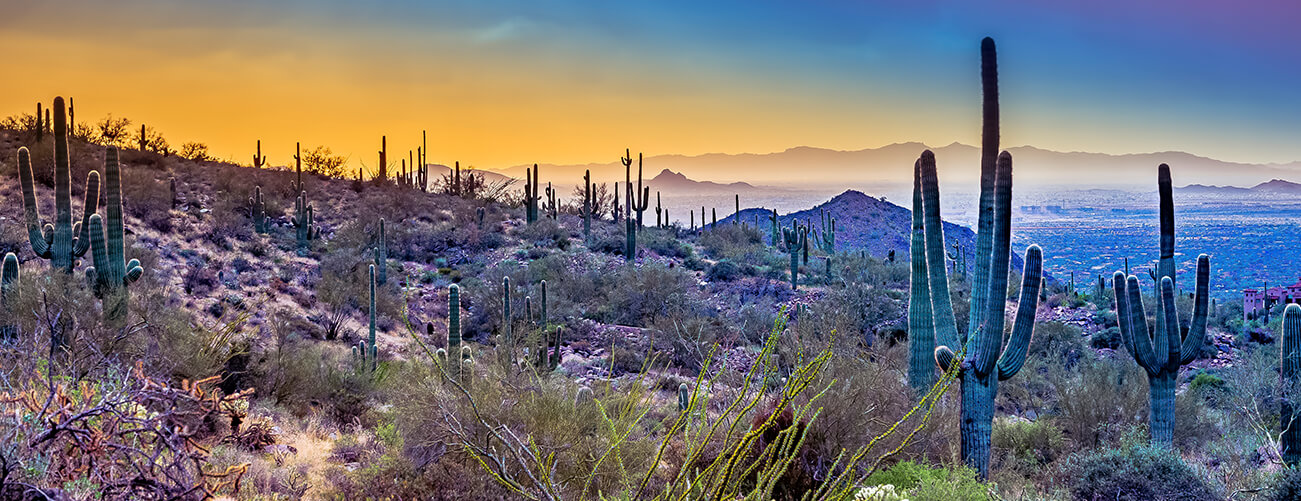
left=1265, top=467, right=1301, bottom=501
left=1090, top=326, right=1121, bottom=349
left=1027, top=321, right=1087, bottom=367
left=865, top=462, right=989, bottom=500
left=1053, top=358, right=1147, bottom=448
left=991, top=417, right=1065, bottom=469
left=601, top=263, right=699, bottom=326
left=515, top=217, right=570, bottom=250
left=705, top=259, right=742, bottom=282
left=699, top=223, right=765, bottom=262
left=643, top=230, right=694, bottom=259
left=119, top=166, right=174, bottom=232
left=1056, top=441, right=1222, bottom=501
left=1188, top=371, right=1226, bottom=392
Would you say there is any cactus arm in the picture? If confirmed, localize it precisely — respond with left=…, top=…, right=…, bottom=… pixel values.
left=918, top=151, right=961, bottom=350
left=1159, top=277, right=1181, bottom=372
left=968, top=151, right=1014, bottom=376
left=1124, top=275, right=1161, bottom=376
left=125, top=259, right=143, bottom=284
left=72, top=171, right=100, bottom=258
left=17, top=148, right=52, bottom=259
left=934, top=345, right=958, bottom=372
left=87, top=214, right=108, bottom=294
left=965, top=37, right=1000, bottom=351
left=1179, top=254, right=1210, bottom=365
left=1113, top=271, right=1137, bottom=355
left=997, top=244, right=1043, bottom=381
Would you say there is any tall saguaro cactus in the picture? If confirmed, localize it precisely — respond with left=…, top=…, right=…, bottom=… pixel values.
left=1282, top=304, right=1301, bottom=465
left=921, top=38, right=1046, bottom=480
left=87, top=147, right=145, bottom=327
left=623, top=149, right=649, bottom=261
left=448, top=284, right=462, bottom=376
left=373, top=219, right=388, bottom=285
left=368, top=264, right=378, bottom=372
left=908, top=162, right=936, bottom=392
left=782, top=222, right=807, bottom=290
left=252, top=140, right=266, bottom=168
left=19, top=96, right=100, bottom=274
left=292, top=191, right=318, bottom=255
left=583, top=170, right=592, bottom=240
left=1113, top=164, right=1209, bottom=448
left=524, top=164, right=540, bottom=223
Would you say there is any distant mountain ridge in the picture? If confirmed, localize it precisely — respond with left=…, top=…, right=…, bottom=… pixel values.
left=1176, top=178, right=1301, bottom=195
left=489, top=143, right=1301, bottom=189
left=717, top=189, right=1024, bottom=271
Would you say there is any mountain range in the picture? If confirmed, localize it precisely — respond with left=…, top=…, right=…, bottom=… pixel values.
left=486, top=143, right=1301, bottom=189
left=1176, top=178, right=1301, bottom=196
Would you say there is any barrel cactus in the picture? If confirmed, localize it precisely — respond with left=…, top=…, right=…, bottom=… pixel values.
left=86, top=147, right=145, bottom=327
left=1283, top=304, right=1301, bottom=464
left=18, top=96, right=100, bottom=274
left=1113, top=165, right=1210, bottom=448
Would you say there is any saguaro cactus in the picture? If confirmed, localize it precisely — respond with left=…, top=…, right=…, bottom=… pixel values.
left=1, top=253, right=18, bottom=339
left=524, top=164, right=540, bottom=223
left=908, top=162, right=936, bottom=392
left=249, top=186, right=267, bottom=234
left=368, top=264, right=378, bottom=372
left=292, top=191, right=318, bottom=255
left=87, top=147, right=145, bottom=327
left=623, top=149, right=650, bottom=261
left=923, top=37, right=1046, bottom=480
left=252, top=140, right=266, bottom=168
left=35, top=102, right=43, bottom=142
left=818, top=210, right=836, bottom=253
left=373, top=219, right=388, bottom=285
left=502, top=276, right=513, bottom=356
left=449, top=284, right=462, bottom=375
left=782, top=222, right=807, bottom=290
left=1113, top=165, right=1209, bottom=448
left=293, top=142, right=305, bottom=195
left=19, top=96, right=100, bottom=274
left=678, top=383, right=690, bottom=412
left=1282, top=304, right=1301, bottom=465
left=377, top=136, right=388, bottom=184
left=583, top=170, right=592, bottom=240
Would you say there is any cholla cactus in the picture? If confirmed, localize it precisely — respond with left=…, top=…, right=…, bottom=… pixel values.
left=86, top=147, right=145, bottom=327
left=18, top=96, right=100, bottom=274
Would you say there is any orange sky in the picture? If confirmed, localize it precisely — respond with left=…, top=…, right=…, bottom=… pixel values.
left=3, top=1, right=1300, bottom=179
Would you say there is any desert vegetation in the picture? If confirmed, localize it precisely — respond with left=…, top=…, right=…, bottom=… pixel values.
left=1, top=37, right=1299, bottom=501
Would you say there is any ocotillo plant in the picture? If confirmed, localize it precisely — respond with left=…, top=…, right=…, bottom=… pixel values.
left=252, top=140, right=266, bottom=168
left=924, top=35, right=1046, bottom=481
left=292, top=191, right=318, bottom=255
left=1113, top=165, right=1209, bottom=448
left=87, top=147, right=145, bottom=327
left=1, top=253, right=18, bottom=339
left=249, top=186, right=267, bottom=234
left=782, top=223, right=807, bottom=290
left=368, top=264, right=378, bottom=371
left=373, top=219, right=388, bottom=285
left=19, top=97, right=100, bottom=274
left=583, top=170, right=592, bottom=240
left=1283, top=304, right=1301, bottom=465
left=523, top=164, right=540, bottom=223
left=908, top=162, right=936, bottom=392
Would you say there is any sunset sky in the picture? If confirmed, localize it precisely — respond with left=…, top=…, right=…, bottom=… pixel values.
left=3, top=0, right=1300, bottom=177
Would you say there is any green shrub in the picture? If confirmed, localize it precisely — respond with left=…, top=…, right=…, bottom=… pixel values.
left=991, top=417, right=1065, bottom=468
left=1090, top=326, right=1121, bottom=350
left=863, top=461, right=949, bottom=491
left=1056, top=443, right=1222, bottom=501
left=1188, top=371, right=1226, bottom=392
left=705, top=259, right=742, bottom=282
left=865, top=462, right=990, bottom=501
left=1265, top=467, right=1301, bottom=501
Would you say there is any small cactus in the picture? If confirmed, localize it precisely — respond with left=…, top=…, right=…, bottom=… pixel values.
left=18, top=97, right=100, bottom=274
left=249, top=186, right=267, bottom=234
left=678, top=383, right=690, bottom=412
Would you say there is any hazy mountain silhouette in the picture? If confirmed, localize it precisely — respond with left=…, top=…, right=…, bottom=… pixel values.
left=493, top=143, right=1301, bottom=189
left=1175, top=178, right=1301, bottom=195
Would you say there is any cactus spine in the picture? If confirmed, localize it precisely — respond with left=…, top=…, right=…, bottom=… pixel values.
left=1113, top=164, right=1209, bottom=448
left=292, top=190, right=318, bottom=255
left=86, top=147, right=145, bottom=327
left=1283, top=304, right=1301, bottom=464
left=623, top=149, right=649, bottom=261
left=373, top=219, right=388, bottom=285
left=908, top=162, right=936, bottom=392
left=1, top=253, right=18, bottom=339
left=249, top=186, right=267, bottom=234
left=19, top=97, right=100, bottom=274
left=924, top=38, right=1045, bottom=480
